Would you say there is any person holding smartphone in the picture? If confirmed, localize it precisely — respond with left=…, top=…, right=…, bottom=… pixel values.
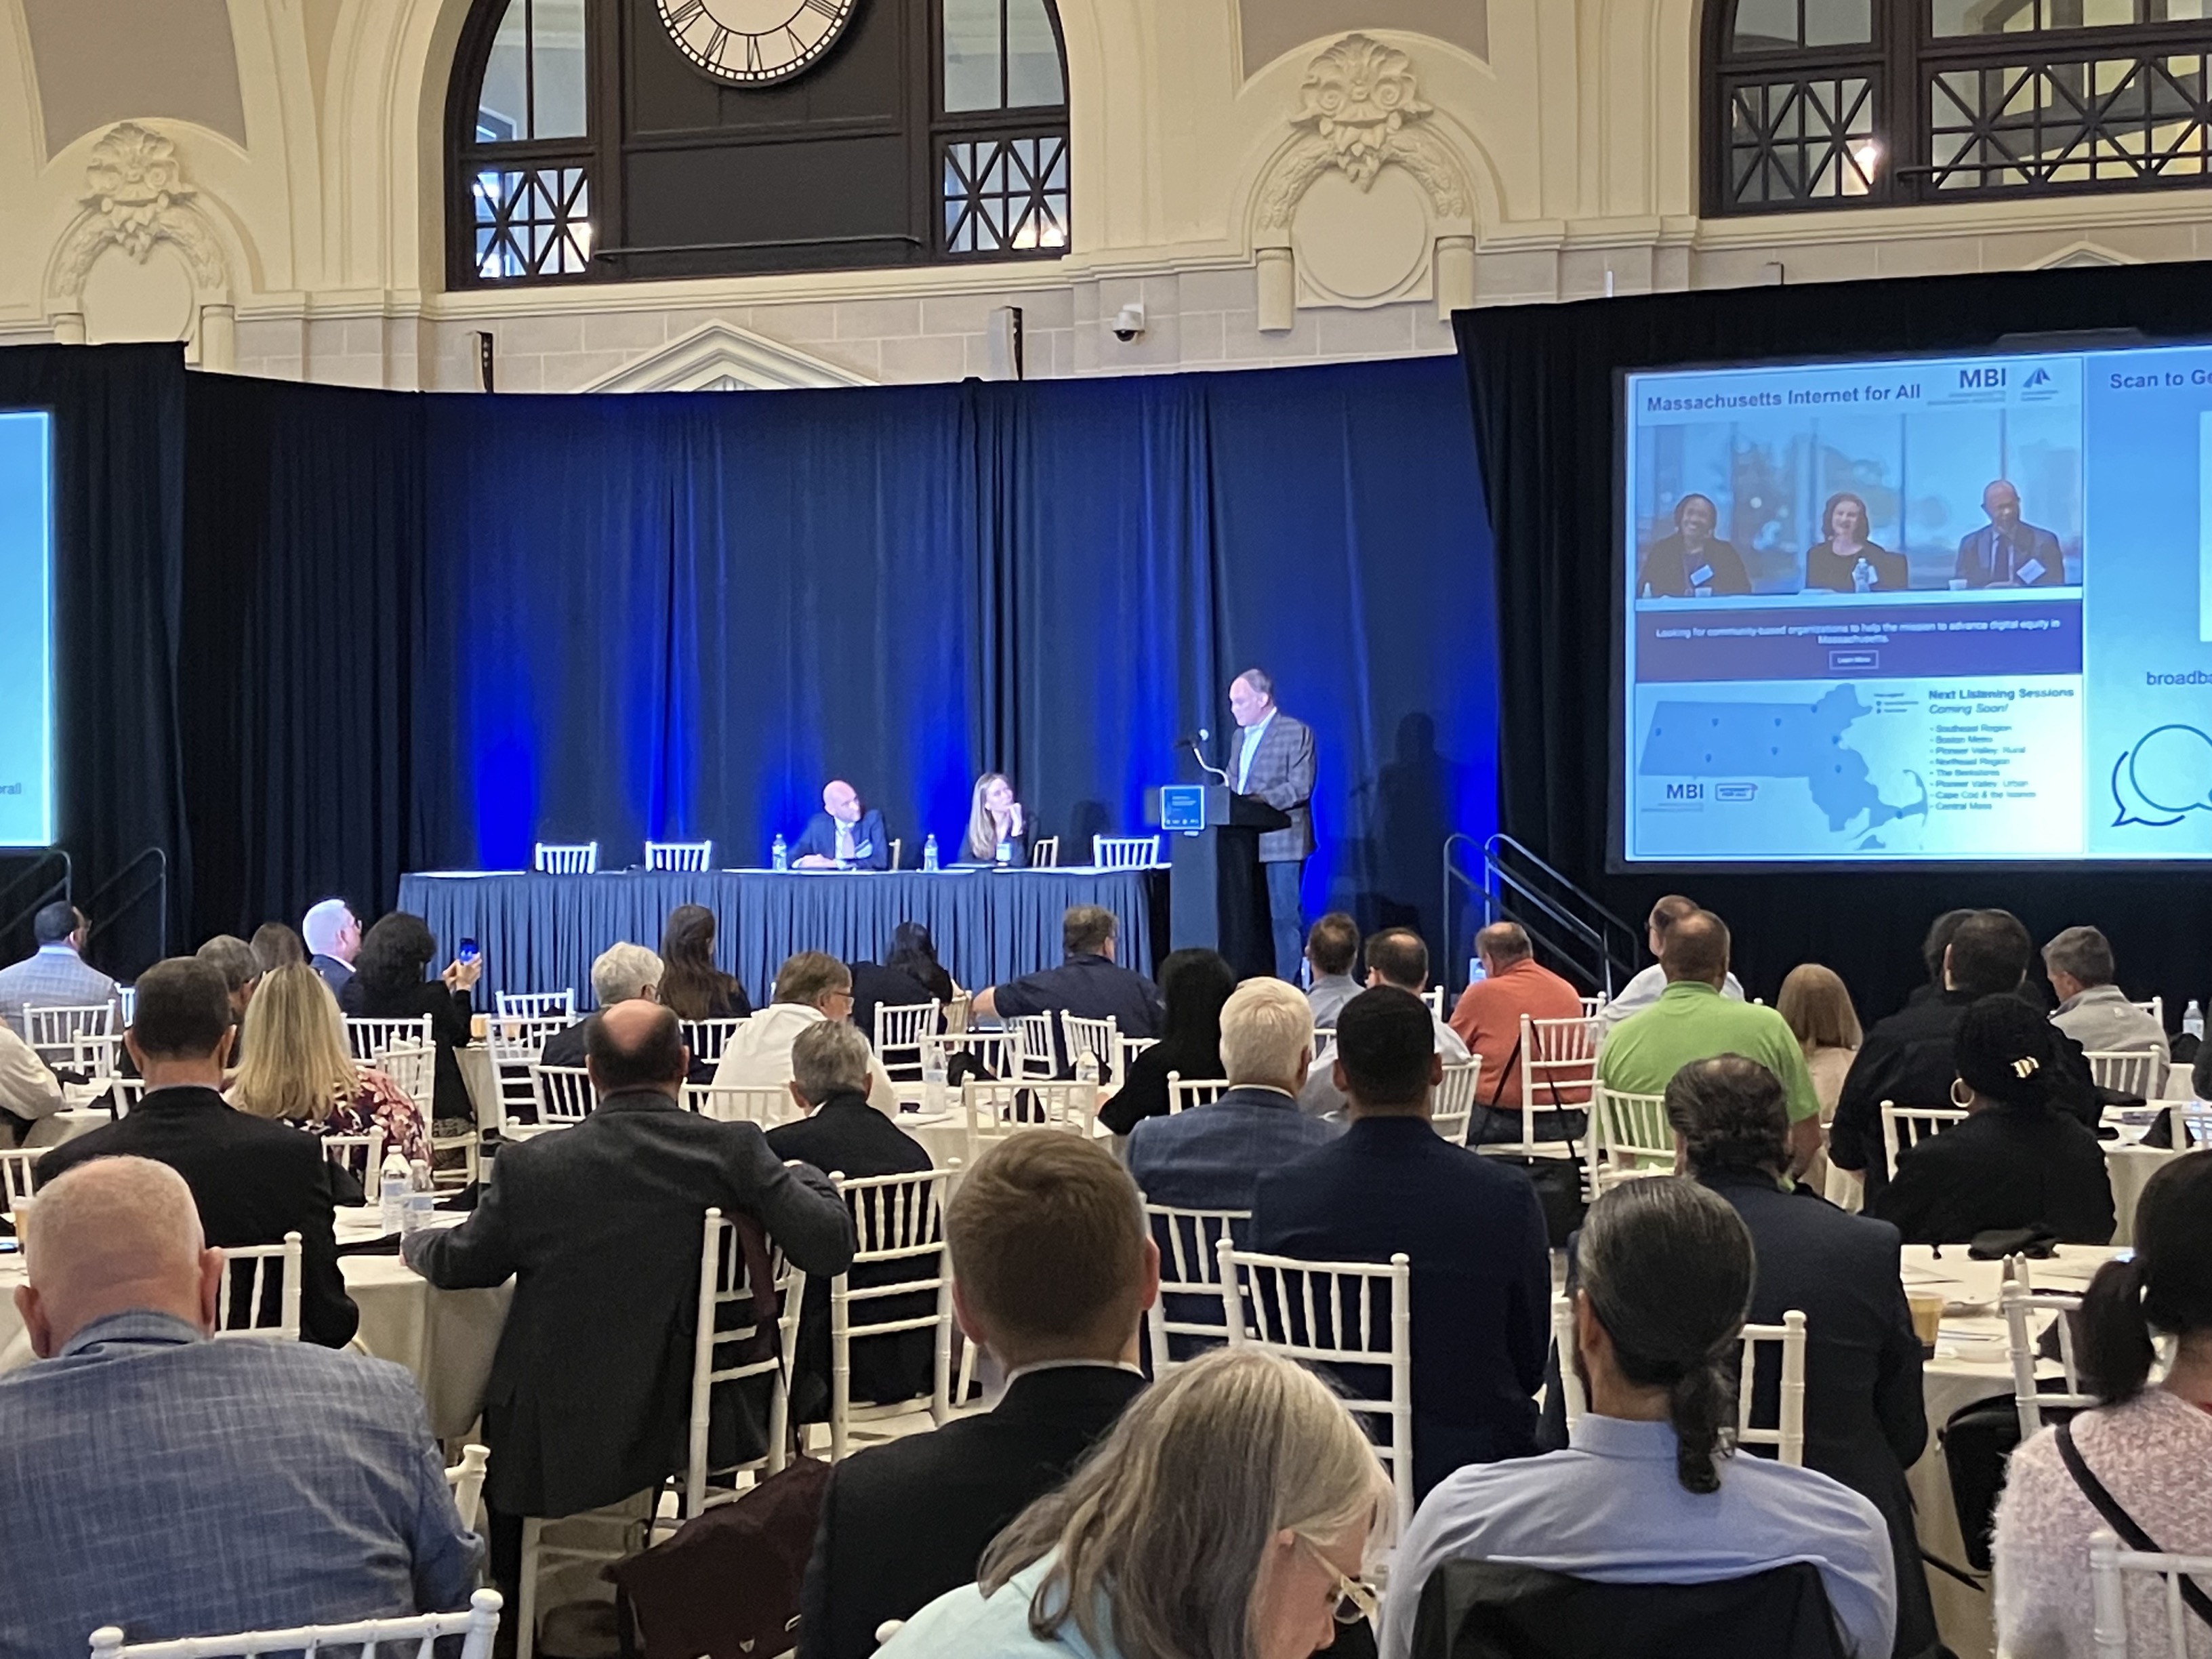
left=337, top=912, right=480, bottom=1123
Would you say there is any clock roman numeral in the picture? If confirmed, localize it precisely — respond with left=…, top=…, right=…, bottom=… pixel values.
left=745, top=32, right=762, bottom=70
left=785, top=25, right=804, bottom=57
left=665, top=0, right=705, bottom=28
left=704, top=22, right=729, bottom=63
left=802, top=0, right=843, bottom=18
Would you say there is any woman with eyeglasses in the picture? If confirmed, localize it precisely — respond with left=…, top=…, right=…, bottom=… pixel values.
left=879, top=1347, right=1391, bottom=1659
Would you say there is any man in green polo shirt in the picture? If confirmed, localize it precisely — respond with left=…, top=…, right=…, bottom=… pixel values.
left=1595, top=909, right=1822, bottom=1174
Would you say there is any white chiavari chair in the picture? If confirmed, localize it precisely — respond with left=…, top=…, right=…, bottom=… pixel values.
left=2174, top=1103, right=2212, bottom=1150
left=874, top=1002, right=943, bottom=1082
left=1220, top=1243, right=1415, bottom=1533
left=497, top=989, right=575, bottom=1022
left=118, top=984, right=136, bottom=1027
left=1008, top=1014, right=1057, bottom=1080
left=960, top=1077, right=1097, bottom=1166
left=24, top=1004, right=117, bottom=1077
left=1495, top=1011, right=1598, bottom=1156
left=1060, top=1012, right=1118, bottom=1076
left=1586, top=1082, right=1672, bottom=1191
left=2087, top=1528, right=2212, bottom=1658
left=447, top=1443, right=490, bottom=1532
left=483, top=1019, right=561, bottom=1145
left=1114, top=1033, right=1158, bottom=1079
left=89, top=1591, right=504, bottom=1659
left=1091, top=835, right=1160, bottom=869
left=1142, top=1201, right=1246, bottom=1372
left=679, top=1017, right=748, bottom=1067
left=1550, top=1294, right=1585, bottom=1423
left=2087, top=1049, right=2165, bottom=1101
left=2003, top=1275, right=2095, bottom=1439
left=1166, top=1072, right=1232, bottom=1115
left=521, top=1065, right=596, bottom=1137
left=682, top=1209, right=801, bottom=1516
left=1881, top=1101, right=1969, bottom=1181
left=1423, top=987, right=1446, bottom=1019
left=1738, top=1311, right=1809, bottom=1467
left=1030, top=836, right=1060, bottom=867
left=1578, top=995, right=1605, bottom=1020
left=2128, top=995, right=2165, bottom=1031
left=829, top=1166, right=958, bottom=1460
left=1432, top=1058, right=1483, bottom=1146
left=321, top=1127, right=387, bottom=1188
left=682, top=1082, right=791, bottom=1127
left=214, top=1233, right=302, bottom=1341
left=106, top=1076, right=146, bottom=1119
left=533, top=841, right=598, bottom=875
left=1, top=1147, right=37, bottom=1216
left=919, top=1030, right=1012, bottom=1088
left=346, top=1015, right=434, bottom=1063
left=644, top=840, right=713, bottom=872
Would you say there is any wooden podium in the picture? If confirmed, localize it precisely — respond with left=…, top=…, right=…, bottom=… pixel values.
left=1151, top=783, right=1291, bottom=979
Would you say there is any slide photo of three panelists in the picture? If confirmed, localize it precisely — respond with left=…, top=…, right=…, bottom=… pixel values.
left=1637, top=479, right=2074, bottom=600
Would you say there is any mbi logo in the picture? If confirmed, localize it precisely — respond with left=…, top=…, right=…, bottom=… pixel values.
left=1959, top=365, right=2008, bottom=389
left=1664, top=783, right=1704, bottom=800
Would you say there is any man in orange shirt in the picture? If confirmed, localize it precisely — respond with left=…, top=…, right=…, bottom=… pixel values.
left=1448, top=922, right=1589, bottom=1143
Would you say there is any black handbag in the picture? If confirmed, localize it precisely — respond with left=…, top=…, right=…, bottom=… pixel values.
left=1472, top=1036, right=1588, bottom=1249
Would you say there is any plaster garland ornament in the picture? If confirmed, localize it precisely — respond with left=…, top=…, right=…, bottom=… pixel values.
left=1255, top=34, right=1470, bottom=232
left=49, top=123, right=228, bottom=300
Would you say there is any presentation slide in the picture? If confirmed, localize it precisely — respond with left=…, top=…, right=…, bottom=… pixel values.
left=0, top=410, right=54, bottom=848
left=1620, top=345, right=2212, bottom=865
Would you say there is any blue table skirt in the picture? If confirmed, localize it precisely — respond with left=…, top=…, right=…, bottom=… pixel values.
left=396, top=868, right=1168, bottom=1010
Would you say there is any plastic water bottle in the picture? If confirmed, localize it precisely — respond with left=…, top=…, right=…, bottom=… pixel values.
left=403, top=1187, right=434, bottom=1236
left=2185, top=1000, right=2205, bottom=1042
left=1852, top=558, right=1874, bottom=594
left=923, top=834, right=939, bottom=872
left=994, top=838, right=1012, bottom=868
left=377, top=1152, right=411, bottom=1234
left=922, top=1045, right=947, bottom=1115
left=1074, top=1048, right=1099, bottom=1100
left=771, top=832, right=787, bottom=872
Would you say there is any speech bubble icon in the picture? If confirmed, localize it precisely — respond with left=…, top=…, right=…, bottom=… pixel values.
left=2129, top=724, right=2212, bottom=815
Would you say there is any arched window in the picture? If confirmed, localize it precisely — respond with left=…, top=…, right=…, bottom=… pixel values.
left=447, top=0, right=1070, bottom=287
left=1707, top=0, right=2212, bottom=213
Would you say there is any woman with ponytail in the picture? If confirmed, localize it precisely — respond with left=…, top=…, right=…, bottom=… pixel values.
left=1994, top=1151, right=2212, bottom=1658
left=1380, top=1178, right=1899, bottom=1659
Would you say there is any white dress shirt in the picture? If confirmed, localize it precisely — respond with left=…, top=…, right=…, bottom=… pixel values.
left=1597, top=962, right=1745, bottom=1033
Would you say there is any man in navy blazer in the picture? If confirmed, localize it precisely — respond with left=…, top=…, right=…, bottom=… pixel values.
left=1954, top=480, right=2064, bottom=588
left=792, top=779, right=891, bottom=870
left=1250, top=987, right=1551, bottom=1500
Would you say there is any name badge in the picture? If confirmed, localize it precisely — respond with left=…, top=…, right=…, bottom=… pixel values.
left=1689, top=563, right=1715, bottom=589
left=2018, top=557, right=2047, bottom=584
left=853, top=841, right=873, bottom=858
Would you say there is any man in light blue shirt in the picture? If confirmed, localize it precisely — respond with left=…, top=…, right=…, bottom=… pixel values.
left=1378, top=1177, right=1896, bottom=1659
left=1303, top=912, right=1362, bottom=1029
left=0, top=1156, right=480, bottom=1658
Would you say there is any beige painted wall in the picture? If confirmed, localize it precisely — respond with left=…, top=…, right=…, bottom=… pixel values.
left=0, top=0, right=2206, bottom=393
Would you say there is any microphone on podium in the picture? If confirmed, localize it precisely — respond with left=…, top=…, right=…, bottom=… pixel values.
left=1181, top=726, right=1231, bottom=785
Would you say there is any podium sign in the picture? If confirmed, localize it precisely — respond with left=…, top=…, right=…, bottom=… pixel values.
left=1160, top=785, right=1206, bottom=832
left=1148, top=784, right=1291, bottom=977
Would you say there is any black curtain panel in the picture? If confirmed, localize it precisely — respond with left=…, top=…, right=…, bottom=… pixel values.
left=1457, top=264, right=2212, bottom=1015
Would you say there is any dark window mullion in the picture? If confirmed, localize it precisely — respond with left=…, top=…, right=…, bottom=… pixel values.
left=524, top=0, right=537, bottom=140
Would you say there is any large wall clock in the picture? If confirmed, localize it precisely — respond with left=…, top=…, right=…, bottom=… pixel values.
left=655, top=0, right=859, bottom=85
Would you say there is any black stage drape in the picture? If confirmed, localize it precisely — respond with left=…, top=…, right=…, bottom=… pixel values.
left=1458, top=264, right=2212, bottom=1016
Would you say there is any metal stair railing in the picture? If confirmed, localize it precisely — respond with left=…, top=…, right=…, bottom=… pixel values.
left=1444, top=833, right=1639, bottom=1001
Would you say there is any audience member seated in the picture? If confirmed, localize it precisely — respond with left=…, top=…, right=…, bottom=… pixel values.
left=337, top=911, right=480, bottom=1124
left=541, top=941, right=663, bottom=1071
left=251, top=920, right=307, bottom=971
left=1594, top=911, right=1823, bottom=1173
left=1255, top=987, right=1549, bottom=1498
left=2042, top=925, right=2170, bottom=1069
left=972, top=904, right=1164, bottom=1068
left=1298, top=928, right=1471, bottom=1119
left=849, top=928, right=947, bottom=1057
left=193, top=934, right=262, bottom=1061
left=766, top=1021, right=935, bottom=1422
left=301, top=897, right=361, bottom=998
left=1382, top=1177, right=1898, bottom=1659
left=1904, top=910, right=1973, bottom=1010
left=1994, top=1151, right=2212, bottom=1659
left=0, top=900, right=119, bottom=1036
left=38, top=958, right=356, bottom=1347
left=0, top=1158, right=480, bottom=1655
left=0, top=1017, right=62, bottom=1148
left=1596, top=895, right=1745, bottom=1033
left=794, top=779, right=891, bottom=870
left=656, top=903, right=752, bottom=1023
left=1873, top=996, right=2115, bottom=1246
left=1128, top=976, right=1339, bottom=1211
left=1834, top=910, right=2097, bottom=1209
left=714, top=951, right=901, bottom=1115
left=406, top=1001, right=856, bottom=1631
left=1099, top=947, right=1236, bottom=1135
left=800, top=1133, right=1159, bottom=1659
left=884, top=920, right=958, bottom=1004
left=1449, top=920, right=1589, bottom=1145
left=1668, top=1057, right=1936, bottom=1659
left=1304, top=911, right=1363, bottom=1028
left=226, top=963, right=433, bottom=1170
left=1778, top=963, right=1863, bottom=1200
left=880, top=1348, right=1389, bottom=1659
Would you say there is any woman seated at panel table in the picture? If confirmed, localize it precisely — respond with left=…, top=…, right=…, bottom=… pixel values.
left=961, top=772, right=1031, bottom=867
left=1803, top=493, right=1910, bottom=594
left=228, top=962, right=432, bottom=1172
left=337, top=912, right=479, bottom=1126
left=1872, top=995, right=2115, bottom=1247
left=1635, top=493, right=1751, bottom=598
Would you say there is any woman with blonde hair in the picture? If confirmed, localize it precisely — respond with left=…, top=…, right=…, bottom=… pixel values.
left=1777, top=962, right=1863, bottom=1204
left=882, top=1347, right=1393, bottom=1659
left=228, top=962, right=431, bottom=1168
left=963, top=772, right=1030, bottom=867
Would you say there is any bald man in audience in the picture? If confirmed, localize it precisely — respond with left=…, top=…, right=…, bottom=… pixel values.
left=0, top=1158, right=479, bottom=1656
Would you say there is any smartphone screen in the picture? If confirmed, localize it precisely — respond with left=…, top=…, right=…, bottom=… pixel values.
left=458, top=939, right=480, bottom=964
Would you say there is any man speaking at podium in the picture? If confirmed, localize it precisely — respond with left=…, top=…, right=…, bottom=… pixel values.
left=1227, top=668, right=1315, bottom=981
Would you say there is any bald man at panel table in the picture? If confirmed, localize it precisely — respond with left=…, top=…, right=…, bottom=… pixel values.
left=792, top=781, right=891, bottom=871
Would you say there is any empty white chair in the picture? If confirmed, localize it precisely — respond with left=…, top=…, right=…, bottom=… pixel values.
left=484, top=1020, right=563, bottom=1134
left=1091, top=835, right=1160, bottom=869
left=830, top=1167, right=958, bottom=1460
left=2087, top=1527, right=2212, bottom=1659
left=1008, top=1014, right=1057, bottom=1080
left=2087, top=1049, right=2164, bottom=1101
left=321, top=1126, right=387, bottom=1187
left=644, top=839, right=713, bottom=872
left=106, top=1076, right=146, bottom=1119
left=1432, top=1058, right=1483, bottom=1146
left=2003, top=1276, right=2095, bottom=1439
left=1142, top=1201, right=1246, bottom=1372
left=346, top=1015, right=434, bottom=1063
left=523, top=1065, right=596, bottom=1136
left=533, top=840, right=598, bottom=874
left=447, top=1442, right=491, bottom=1532
left=1166, top=1072, right=1232, bottom=1115
left=377, top=1040, right=475, bottom=1187
left=497, top=989, right=576, bottom=1021
left=875, top=1002, right=943, bottom=1082
left=1030, top=835, right=1061, bottom=867
left=960, top=1077, right=1098, bottom=1166
left=89, top=1590, right=504, bottom=1659
left=682, top=1082, right=790, bottom=1126
left=24, top=1004, right=116, bottom=1077
left=1881, top=1101, right=1968, bottom=1181
left=680, top=1017, right=748, bottom=1066
left=1060, top=1012, right=1118, bottom=1076
left=1, top=1147, right=36, bottom=1216
left=1586, top=1082, right=1671, bottom=1191
left=214, top=1233, right=302, bottom=1342
left=918, top=1030, right=1014, bottom=1086
left=118, top=984, right=136, bottom=1027
left=1219, top=1242, right=1414, bottom=1532
left=1737, top=1310, right=1809, bottom=1467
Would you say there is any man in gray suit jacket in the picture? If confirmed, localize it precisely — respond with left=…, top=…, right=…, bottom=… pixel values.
left=1227, top=668, right=1317, bottom=980
left=1954, top=480, right=2064, bottom=588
